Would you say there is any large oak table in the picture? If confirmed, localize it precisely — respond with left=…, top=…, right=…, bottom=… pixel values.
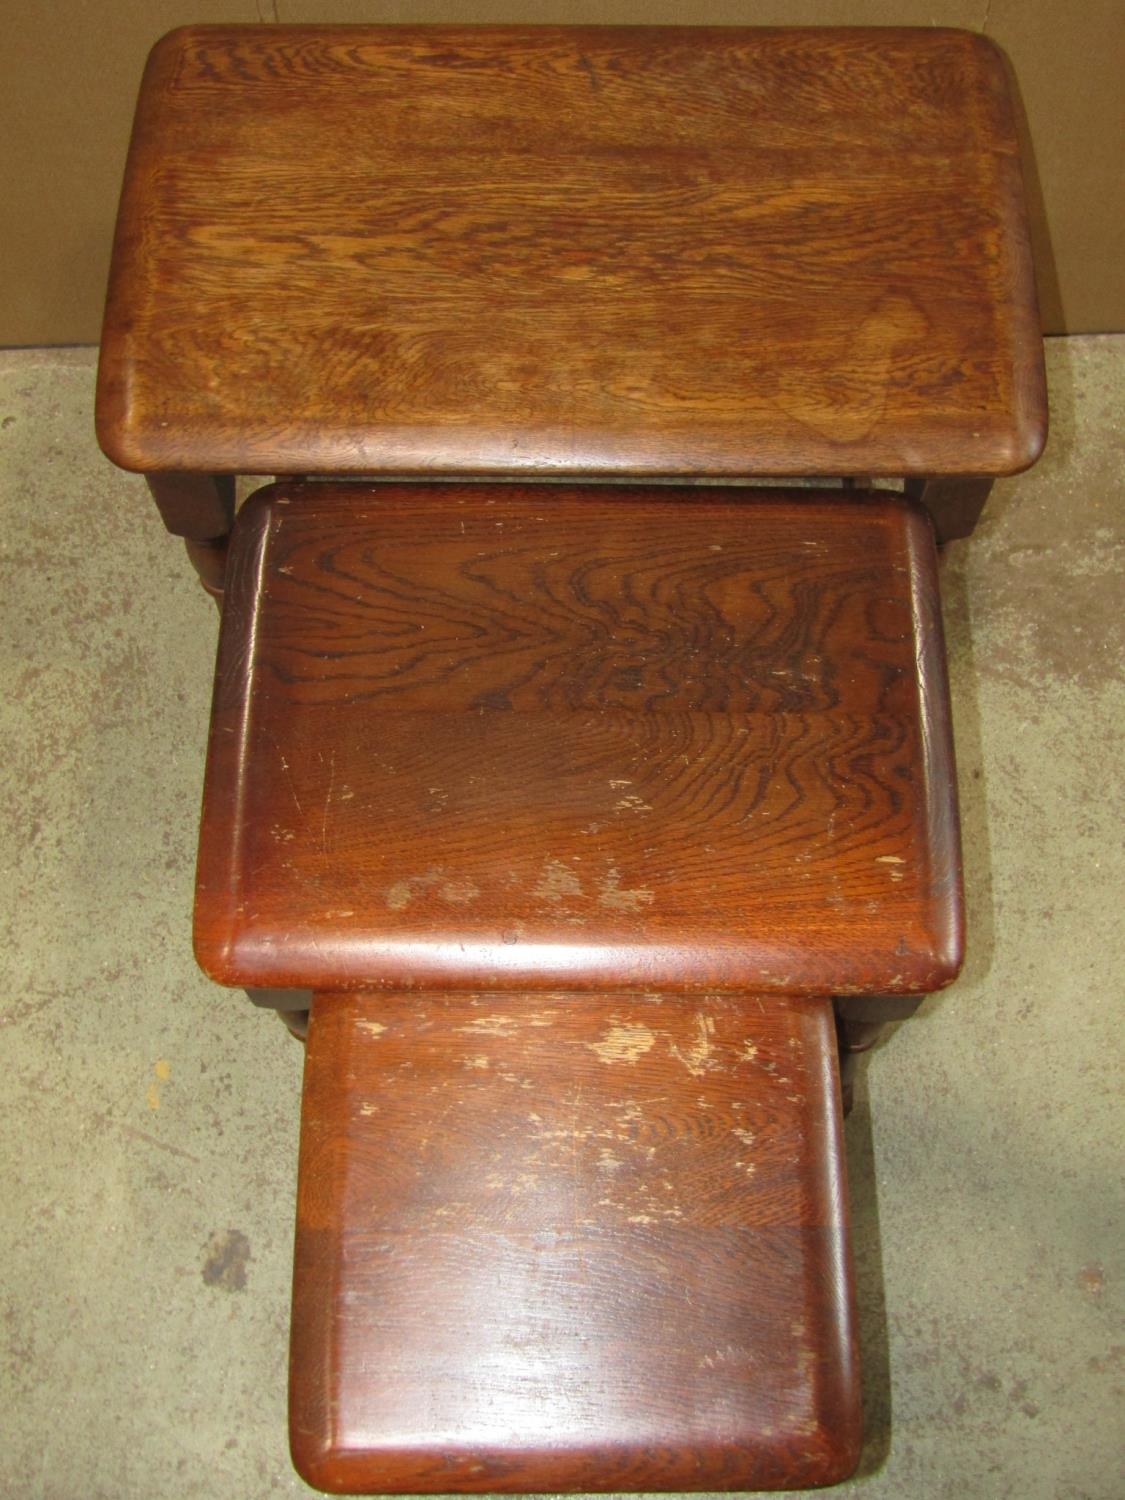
left=96, top=25, right=1046, bottom=598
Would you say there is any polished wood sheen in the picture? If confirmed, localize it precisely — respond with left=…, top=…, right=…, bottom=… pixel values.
left=194, top=484, right=963, bottom=995
left=290, top=990, right=860, bottom=1492
left=97, top=25, right=1045, bottom=481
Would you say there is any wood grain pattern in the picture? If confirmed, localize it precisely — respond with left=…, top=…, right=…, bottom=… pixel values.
left=194, top=483, right=963, bottom=995
left=97, top=24, right=1045, bottom=481
left=290, top=990, right=860, bottom=1492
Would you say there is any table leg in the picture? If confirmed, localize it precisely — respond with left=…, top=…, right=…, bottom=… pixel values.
left=905, top=476, right=994, bottom=544
left=833, top=994, right=925, bottom=1114
left=244, top=986, right=313, bottom=1041
left=145, top=472, right=236, bottom=604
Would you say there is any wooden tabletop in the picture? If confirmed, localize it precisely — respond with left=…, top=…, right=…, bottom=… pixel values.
left=290, top=991, right=860, bottom=1491
left=194, top=483, right=963, bottom=996
left=98, top=25, right=1045, bottom=481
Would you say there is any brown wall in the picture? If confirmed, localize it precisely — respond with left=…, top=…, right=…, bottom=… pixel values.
left=2, top=0, right=1122, bottom=344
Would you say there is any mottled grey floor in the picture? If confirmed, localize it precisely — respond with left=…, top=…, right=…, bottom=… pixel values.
left=1, top=341, right=1121, bottom=1499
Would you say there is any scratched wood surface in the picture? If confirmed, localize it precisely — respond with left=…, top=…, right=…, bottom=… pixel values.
left=290, top=990, right=859, bottom=1492
left=194, top=483, right=962, bottom=994
left=97, top=24, right=1045, bottom=479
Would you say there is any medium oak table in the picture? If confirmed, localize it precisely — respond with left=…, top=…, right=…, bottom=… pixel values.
left=198, top=481, right=957, bottom=1491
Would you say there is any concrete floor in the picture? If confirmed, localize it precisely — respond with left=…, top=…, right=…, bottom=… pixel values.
left=0, top=339, right=1121, bottom=1499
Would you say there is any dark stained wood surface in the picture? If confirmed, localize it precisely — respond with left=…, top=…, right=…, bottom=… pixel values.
left=290, top=990, right=860, bottom=1492
left=194, top=483, right=963, bottom=995
left=97, top=25, right=1045, bottom=481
